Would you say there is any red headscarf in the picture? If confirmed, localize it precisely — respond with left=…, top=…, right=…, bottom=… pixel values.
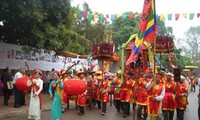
left=34, top=68, right=42, bottom=75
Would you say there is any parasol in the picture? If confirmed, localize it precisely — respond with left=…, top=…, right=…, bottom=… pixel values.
left=56, top=51, right=89, bottom=59
left=185, top=66, right=198, bottom=69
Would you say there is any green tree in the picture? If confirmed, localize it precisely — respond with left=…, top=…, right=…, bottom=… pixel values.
left=73, top=2, right=110, bottom=49
left=156, top=16, right=174, bottom=38
left=0, top=0, right=91, bottom=55
left=112, top=12, right=139, bottom=49
left=184, top=26, right=200, bottom=60
left=159, top=48, right=193, bottom=69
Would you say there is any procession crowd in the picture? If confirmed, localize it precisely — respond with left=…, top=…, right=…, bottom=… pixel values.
left=0, top=66, right=199, bottom=120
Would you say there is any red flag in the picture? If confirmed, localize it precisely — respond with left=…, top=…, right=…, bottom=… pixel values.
left=82, top=13, right=87, bottom=19
left=175, top=14, right=180, bottom=21
left=126, top=0, right=157, bottom=65
left=197, top=13, right=200, bottom=18
left=129, top=14, right=134, bottom=20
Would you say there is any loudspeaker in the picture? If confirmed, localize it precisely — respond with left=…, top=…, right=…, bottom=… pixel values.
left=174, top=68, right=180, bottom=82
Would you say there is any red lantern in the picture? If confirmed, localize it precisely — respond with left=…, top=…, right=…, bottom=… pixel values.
left=15, top=76, right=32, bottom=91
left=64, top=79, right=87, bottom=95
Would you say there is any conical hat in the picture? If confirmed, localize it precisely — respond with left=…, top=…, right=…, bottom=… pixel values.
left=96, top=70, right=102, bottom=75
left=76, top=69, right=86, bottom=75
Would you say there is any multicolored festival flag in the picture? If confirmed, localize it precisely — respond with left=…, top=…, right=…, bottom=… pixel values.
left=126, top=0, right=157, bottom=65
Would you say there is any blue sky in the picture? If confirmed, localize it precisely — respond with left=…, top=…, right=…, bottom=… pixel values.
left=72, top=0, right=200, bottom=39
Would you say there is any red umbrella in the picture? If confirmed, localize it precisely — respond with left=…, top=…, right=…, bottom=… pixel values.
left=64, top=79, right=87, bottom=95
left=15, top=76, right=32, bottom=91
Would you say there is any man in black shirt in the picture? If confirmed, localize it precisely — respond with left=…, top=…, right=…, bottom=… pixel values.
left=1, top=67, right=13, bottom=106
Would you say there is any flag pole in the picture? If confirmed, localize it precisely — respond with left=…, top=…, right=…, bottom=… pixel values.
left=153, top=0, right=157, bottom=120
left=153, top=0, right=157, bottom=76
left=153, top=35, right=156, bottom=75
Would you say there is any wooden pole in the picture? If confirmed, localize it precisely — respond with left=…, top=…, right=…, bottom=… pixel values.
left=152, top=33, right=157, bottom=120
left=153, top=35, right=157, bottom=75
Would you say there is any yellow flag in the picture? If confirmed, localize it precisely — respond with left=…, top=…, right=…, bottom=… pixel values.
left=134, top=13, right=140, bottom=18
left=116, top=14, right=121, bottom=19
left=183, top=13, right=188, bottom=19
left=159, top=14, right=165, bottom=21
left=73, top=13, right=77, bottom=19
left=144, top=41, right=157, bottom=74
left=93, top=13, right=98, bottom=20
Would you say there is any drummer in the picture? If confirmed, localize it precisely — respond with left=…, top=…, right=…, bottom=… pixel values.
left=76, top=69, right=87, bottom=116
left=60, top=70, right=72, bottom=112
left=13, top=67, right=26, bottom=108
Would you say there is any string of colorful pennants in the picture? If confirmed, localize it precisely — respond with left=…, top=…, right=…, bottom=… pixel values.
left=73, top=13, right=200, bottom=21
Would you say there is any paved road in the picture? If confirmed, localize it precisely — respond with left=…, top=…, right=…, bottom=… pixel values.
left=3, top=107, right=136, bottom=120
left=184, top=90, right=199, bottom=120
left=4, top=88, right=199, bottom=120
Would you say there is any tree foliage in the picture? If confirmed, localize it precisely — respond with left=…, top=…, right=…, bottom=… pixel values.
left=112, top=12, right=139, bottom=49
left=159, top=48, right=192, bottom=69
left=73, top=2, right=110, bottom=47
left=156, top=16, right=174, bottom=38
left=0, top=0, right=90, bottom=55
left=184, top=26, right=200, bottom=58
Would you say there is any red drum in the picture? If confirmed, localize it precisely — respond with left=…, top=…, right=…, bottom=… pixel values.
left=64, top=79, right=87, bottom=95
left=15, top=76, right=32, bottom=91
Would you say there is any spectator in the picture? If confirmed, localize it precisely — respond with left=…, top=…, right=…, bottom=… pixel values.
left=49, top=68, right=55, bottom=83
left=190, top=76, right=196, bottom=92
left=43, top=71, right=51, bottom=93
left=1, top=67, right=13, bottom=106
left=13, top=67, right=25, bottom=108
left=0, top=79, right=3, bottom=95
left=198, top=76, right=200, bottom=119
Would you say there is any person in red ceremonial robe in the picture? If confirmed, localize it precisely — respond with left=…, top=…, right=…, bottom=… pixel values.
left=76, top=69, right=87, bottom=116
left=60, top=70, right=72, bottom=112
left=131, top=75, right=139, bottom=111
left=162, top=72, right=177, bottom=120
left=175, top=75, right=189, bottom=120
left=113, top=70, right=122, bottom=113
left=146, top=74, right=165, bottom=120
left=87, top=70, right=96, bottom=109
left=160, top=70, right=167, bottom=84
left=120, top=72, right=135, bottom=118
left=100, top=72, right=111, bottom=116
left=27, top=68, right=43, bottom=120
left=137, top=69, right=152, bottom=120
left=94, top=70, right=103, bottom=109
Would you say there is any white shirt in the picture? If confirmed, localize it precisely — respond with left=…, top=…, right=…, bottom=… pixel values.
left=13, top=72, right=23, bottom=84
left=198, top=77, right=200, bottom=92
left=198, top=77, right=200, bottom=85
